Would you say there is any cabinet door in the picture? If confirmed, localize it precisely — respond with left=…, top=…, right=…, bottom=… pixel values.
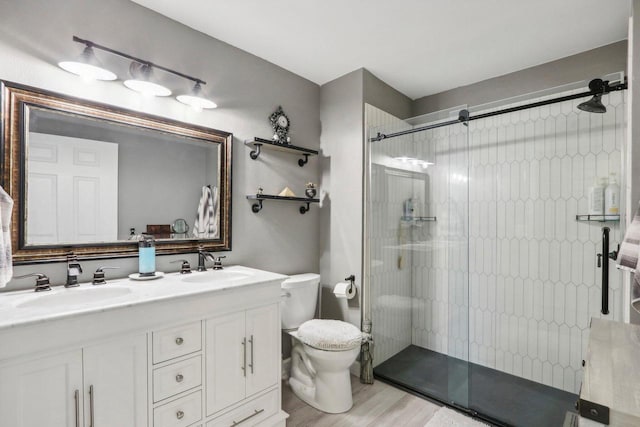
left=83, top=333, right=147, bottom=427
left=0, top=350, right=83, bottom=427
left=245, top=304, right=280, bottom=396
left=206, top=312, right=246, bottom=415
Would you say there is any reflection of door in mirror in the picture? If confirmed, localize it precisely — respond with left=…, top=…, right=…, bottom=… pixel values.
left=27, top=133, right=118, bottom=244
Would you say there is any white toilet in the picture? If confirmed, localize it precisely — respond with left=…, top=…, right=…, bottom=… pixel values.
left=281, top=273, right=362, bottom=414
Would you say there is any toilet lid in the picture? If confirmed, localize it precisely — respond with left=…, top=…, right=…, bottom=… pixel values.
left=296, top=319, right=362, bottom=351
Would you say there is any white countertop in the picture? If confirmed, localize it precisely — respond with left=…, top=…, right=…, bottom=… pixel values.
left=0, top=266, right=287, bottom=331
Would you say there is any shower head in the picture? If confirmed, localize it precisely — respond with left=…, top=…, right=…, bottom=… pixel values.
left=577, top=78, right=607, bottom=113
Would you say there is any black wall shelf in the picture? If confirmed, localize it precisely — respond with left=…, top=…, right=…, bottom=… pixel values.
left=576, top=214, right=620, bottom=222
left=247, top=194, right=320, bottom=214
left=245, top=137, right=318, bottom=166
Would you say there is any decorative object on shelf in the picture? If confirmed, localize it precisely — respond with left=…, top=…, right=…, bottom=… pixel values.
left=247, top=194, right=320, bottom=214
left=171, top=218, right=189, bottom=235
left=146, top=224, right=171, bottom=239
left=58, top=35, right=217, bottom=109
left=278, top=187, right=296, bottom=197
left=257, top=186, right=264, bottom=196
left=244, top=137, right=317, bottom=166
left=269, top=106, right=291, bottom=144
left=305, top=182, right=317, bottom=199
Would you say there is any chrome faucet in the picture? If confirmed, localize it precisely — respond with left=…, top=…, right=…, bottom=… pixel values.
left=197, top=247, right=215, bottom=272
left=65, top=253, right=83, bottom=287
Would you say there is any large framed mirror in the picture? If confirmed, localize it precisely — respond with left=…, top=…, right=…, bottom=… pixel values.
left=1, top=81, right=232, bottom=264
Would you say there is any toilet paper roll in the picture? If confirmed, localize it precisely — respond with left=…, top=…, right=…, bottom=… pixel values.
left=333, top=281, right=356, bottom=299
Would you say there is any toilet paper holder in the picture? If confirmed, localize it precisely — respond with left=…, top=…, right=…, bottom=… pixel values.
left=344, top=275, right=355, bottom=286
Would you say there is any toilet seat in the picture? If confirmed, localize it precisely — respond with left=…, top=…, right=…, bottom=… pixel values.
left=296, top=319, right=362, bottom=351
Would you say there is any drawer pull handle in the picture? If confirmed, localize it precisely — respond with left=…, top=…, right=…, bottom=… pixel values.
left=176, top=410, right=185, bottom=420
left=231, top=408, right=265, bottom=426
left=175, top=374, right=184, bottom=383
left=175, top=337, right=184, bottom=345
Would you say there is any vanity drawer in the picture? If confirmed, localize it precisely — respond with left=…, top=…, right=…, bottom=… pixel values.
left=153, top=322, right=202, bottom=363
left=154, top=355, right=202, bottom=402
left=154, top=390, right=202, bottom=427
left=206, top=389, right=278, bottom=427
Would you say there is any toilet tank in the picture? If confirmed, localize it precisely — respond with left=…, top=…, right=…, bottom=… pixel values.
left=281, top=273, right=320, bottom=330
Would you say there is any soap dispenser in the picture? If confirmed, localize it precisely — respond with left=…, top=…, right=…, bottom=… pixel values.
left=138, top=234, right=156, bottom=277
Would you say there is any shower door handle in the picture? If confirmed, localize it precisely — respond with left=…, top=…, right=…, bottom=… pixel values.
left=599, top=227, right=610, bottom=315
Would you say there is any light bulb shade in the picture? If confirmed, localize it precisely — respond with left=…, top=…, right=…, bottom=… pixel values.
left=58, top=46, right=117, bottom=81
left=176, top=83, right=217, bottom=109
left=124, top=63, right=171, bottom=97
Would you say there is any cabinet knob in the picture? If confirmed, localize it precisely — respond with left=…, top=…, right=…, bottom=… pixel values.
left=175, top=337, right=184, bottom=345
left=176, top=374, right=184, bottom=383
left=176, top=410, right=185, bottom=420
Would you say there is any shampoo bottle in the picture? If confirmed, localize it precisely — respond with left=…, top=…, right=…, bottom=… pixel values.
left=588, top=177, right=605, bottom=215
left=138, top=234, right=156, bottom=277
left=605, top=173, right=620, bottom=216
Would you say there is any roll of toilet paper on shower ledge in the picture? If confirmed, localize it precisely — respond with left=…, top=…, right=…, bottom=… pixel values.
left=333, top=281, right=356, bottom=299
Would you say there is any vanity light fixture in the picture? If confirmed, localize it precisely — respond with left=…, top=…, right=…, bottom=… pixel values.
left=124, top=62, right=172, bottom=97
left=58, top=44, right=117, bottom=82
left=176, top=82, right=218, bottom=110
left=59, top=36, right=216, bottom=107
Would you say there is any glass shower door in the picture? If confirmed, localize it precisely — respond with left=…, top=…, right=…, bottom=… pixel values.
left=367, top=103, right=471, bottom=409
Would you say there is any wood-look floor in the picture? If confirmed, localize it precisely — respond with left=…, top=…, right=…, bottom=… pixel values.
left=282, top=376, right=441, bottom=427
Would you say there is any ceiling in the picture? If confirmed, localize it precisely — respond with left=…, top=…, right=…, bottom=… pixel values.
left=131, top=0, right=630, bottom=100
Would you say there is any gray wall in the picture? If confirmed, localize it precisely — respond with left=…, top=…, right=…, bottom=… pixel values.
left=318, top=69, right=364, bottom=326
left=363, top=70, right=412, bottom=120
left=318, top=68, right=413, bottom=329
left=0, top=0, right=320, bottom=290
left=412, top=41, right=628, bottom=117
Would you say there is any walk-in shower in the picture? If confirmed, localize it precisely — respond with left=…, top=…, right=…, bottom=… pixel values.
left=364, top=76, right=627, bottom=426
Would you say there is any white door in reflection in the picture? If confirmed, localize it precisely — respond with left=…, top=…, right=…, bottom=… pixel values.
left=27, top=133, right=118, bottom=244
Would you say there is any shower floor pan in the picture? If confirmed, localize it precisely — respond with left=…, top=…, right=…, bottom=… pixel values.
left=374, top=345, right=578, bottom=427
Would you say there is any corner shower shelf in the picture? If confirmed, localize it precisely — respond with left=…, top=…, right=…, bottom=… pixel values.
left=245, top=137, right=318, bottom=167
left=246, top=194, right=320, bottom=214
left=401, top=216, right=437, bottom=222
left=576, top=214, right=620, bottom=222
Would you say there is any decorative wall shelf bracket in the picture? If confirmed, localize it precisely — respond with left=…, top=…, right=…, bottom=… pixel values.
left=244, top=138, right=318, bottom=167
left=246, top=194, right=320, bottom=214
left=576, top=214, right=620, bottom=222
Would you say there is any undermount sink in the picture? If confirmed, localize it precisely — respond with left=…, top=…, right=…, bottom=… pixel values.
left=15, top=286, right=133, bottom=309
left=181, top=270, right=252, bottom=284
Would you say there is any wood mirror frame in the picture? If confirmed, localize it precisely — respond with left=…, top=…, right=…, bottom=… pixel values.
left=0, top=81, right=232, bottom=264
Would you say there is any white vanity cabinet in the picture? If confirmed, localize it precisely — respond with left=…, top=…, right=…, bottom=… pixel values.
left=0, top=333, right=147, bottom=427
left=0, top=266, right=288, bottom=427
